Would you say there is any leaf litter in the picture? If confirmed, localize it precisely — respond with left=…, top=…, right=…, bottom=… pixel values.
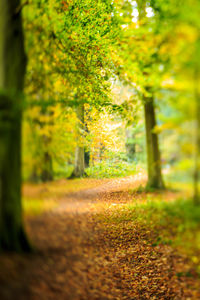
left=0, top=175, right=200, bottom=299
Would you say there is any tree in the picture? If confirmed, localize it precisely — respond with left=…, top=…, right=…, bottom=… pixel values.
left=144, top=94, right=164, bottom=189
left=71, top=103, right=85, bottom=177
left=137, top=1, right=165, bottom=189
left=117, top=0, right=165, bottom=189
left=150, top=0, right=200, bottom=201
left=0, top=0, right=30, bottom=251
left=125, top=127, right=136, bottom=160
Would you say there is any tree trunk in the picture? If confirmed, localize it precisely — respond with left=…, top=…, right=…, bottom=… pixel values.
left=41, top=151, right=53, bottom=182
left=29, top=166, right=39, bottom=183
left=84, top=150, right=90, bottom=168
left=144, top=97, right=165, bottom=190
left=40, top=119, right=54, bottom=182
left=125, top=128, right=136, bottom=160
left=72, top=104, right=85, bottom=177
left=0, top=0, right=31, bottom=251
left=84, top=119, right=90, bottom=168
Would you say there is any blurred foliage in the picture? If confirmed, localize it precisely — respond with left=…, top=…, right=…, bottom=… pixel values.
left=20, top=0, right=200, bottom=192
left=85, top=159, right=136, bottom=178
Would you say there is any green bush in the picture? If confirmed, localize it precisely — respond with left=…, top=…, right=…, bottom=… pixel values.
left=85, top=160, right=136, bottom=178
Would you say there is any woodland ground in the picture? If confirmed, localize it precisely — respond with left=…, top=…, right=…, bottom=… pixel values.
left=0, top=174, right=200, bottom=300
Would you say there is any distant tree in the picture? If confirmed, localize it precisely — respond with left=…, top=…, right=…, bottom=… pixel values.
left=125, top=128, right=136, bottom=160
left=143, top=94, right=164, bottom=189
left=0, top=0, right=31, bottom=251
left=71, top=103, right=85, bottom=178
left=117, top=0, right=165, bottom=189
left=138, top=1, right=165, bottom=189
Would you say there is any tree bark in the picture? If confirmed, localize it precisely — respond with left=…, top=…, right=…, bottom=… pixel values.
left=144, top=97, right=165, bottom=189
left=0, top=0, right=31, bottom=251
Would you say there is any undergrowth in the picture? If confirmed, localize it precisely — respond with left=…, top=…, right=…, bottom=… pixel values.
left=85, top=161, right=136, bottom=178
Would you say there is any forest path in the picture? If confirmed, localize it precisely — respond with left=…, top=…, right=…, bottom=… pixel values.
left=0, top=175, right=200, bottom=299
left=54, top=173, right=146, bottom=215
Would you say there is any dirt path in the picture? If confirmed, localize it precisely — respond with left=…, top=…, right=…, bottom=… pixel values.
left=0, top=176, right=200, bottom=299
left=55, top=173, right=146, bottom=214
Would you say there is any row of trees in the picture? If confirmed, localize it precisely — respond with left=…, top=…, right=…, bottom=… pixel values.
left=0, top=0, right=199, bottom=251
left=23, top=0, right=120, bottom=179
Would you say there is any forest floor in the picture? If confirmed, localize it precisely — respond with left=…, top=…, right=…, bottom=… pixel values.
left=0, top=174, right=200, bottom=300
